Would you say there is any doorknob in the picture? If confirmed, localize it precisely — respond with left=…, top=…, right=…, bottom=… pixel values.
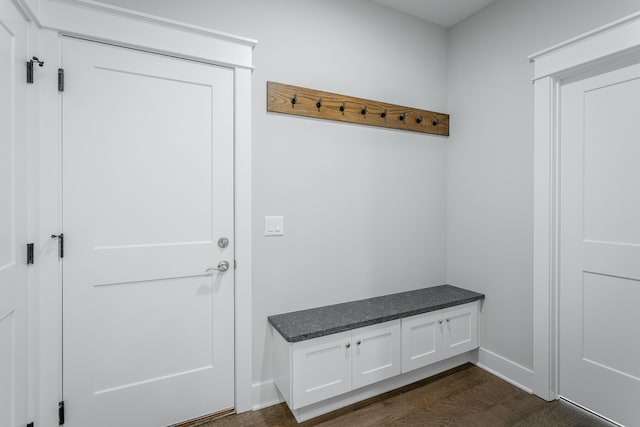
left=206, top=261, right=230, bottom=274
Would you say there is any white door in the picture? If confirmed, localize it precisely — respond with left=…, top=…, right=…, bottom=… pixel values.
left=560, top=62, right=640, bottom=426
left=0, top=1, right=29, bottom=426
left=62, top=37, right=235, bottom=427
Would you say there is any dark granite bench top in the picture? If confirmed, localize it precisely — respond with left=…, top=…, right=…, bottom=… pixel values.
left=268, top=284, right=484, bottom=343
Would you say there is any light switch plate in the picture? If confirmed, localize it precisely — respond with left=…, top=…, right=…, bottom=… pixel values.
left=264, top=216, right=284, bottom=236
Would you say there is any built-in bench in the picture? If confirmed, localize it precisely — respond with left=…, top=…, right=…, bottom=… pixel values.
left=268, top=284, right=485, bottom=422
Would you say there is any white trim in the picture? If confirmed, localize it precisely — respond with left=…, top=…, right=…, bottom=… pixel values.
left=529, top=11, right=640, bottom=81
left=52, top=0, right=257, bottom=46
left=532, top=75, right=556, bottom=401
left=35, top=2, right=254, bottom=424
left=10, top=0, right=37, bottom=22
left=234, top=66, right=253, bottom=413
left=26, top=11, right=40, bottom=427
left=531, top=10, right=640, bottom=404
left=528, top=10, right=640, bottom=62
left=31, top=0, right=256, bottom=69
left=251, top=380, right=283, bottom=411
left=472, top=347, right=534, bottom=394
left=37, top=29, right=64, bottom=427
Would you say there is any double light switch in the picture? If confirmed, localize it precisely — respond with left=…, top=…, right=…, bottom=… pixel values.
left=264, top=216, right=284, bottom=236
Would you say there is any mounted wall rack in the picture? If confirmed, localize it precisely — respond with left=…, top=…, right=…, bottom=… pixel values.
left=266, top=81, right=449, bottom=136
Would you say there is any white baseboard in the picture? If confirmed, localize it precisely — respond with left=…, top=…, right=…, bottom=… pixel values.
left=472, top=347, right=534, bottom=393
left=251, top=379, right=284, bottom=411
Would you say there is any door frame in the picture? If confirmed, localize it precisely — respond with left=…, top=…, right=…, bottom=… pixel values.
left=20, top=1, right=256, bottom=425
left=530, top=10, right=640, bottom=401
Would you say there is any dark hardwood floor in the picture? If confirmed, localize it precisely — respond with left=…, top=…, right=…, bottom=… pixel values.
left=203, top=364, right=613, bottom=427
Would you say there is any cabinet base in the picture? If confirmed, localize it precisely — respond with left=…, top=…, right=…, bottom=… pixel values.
left=287, top=352, right=474, bottom=423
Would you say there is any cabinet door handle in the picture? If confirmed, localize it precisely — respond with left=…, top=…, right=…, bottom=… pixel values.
left=356, top=340, right=362, bottom=346
left=345, top=343, right=351, bottom=349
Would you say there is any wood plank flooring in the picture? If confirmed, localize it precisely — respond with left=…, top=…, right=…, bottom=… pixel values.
left=202, top=364, right=613, bottom=427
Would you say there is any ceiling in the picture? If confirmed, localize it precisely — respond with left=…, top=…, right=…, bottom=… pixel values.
left=370, top=0, right=496, bottom=28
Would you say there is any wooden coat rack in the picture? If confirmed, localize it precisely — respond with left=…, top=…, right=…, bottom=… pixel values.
left=266, top=81, right=449, bottom=137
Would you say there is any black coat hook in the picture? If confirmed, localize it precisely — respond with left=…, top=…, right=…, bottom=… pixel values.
left=416, top=116, right=423, bottom=124
left=339, top=102, right=345, bottom=112
left=381, top=110, right=387, bottom=118
left=432, top=119, right=440, bottom=127
left=291, top=93, right=297, bottom=105
left=399, top=113, right=406, bottom=121
left=361, top=106, right=367, bottom=116
left=316, top=98, right=322, bottom=109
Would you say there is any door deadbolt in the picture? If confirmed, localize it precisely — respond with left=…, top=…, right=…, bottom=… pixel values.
left=218, top=237, right=229, bottom=249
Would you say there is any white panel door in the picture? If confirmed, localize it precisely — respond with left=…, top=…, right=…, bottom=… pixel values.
left=0, top=1, right=28, bottom=426
left=62, top=37, right=235, bottom=427
left=352, top=320, right=401, bottom=389
left=560, top=62, right=640, bottom=426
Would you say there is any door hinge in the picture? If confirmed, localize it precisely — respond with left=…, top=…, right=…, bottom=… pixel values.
left=26, top=56, right=44, bottom=84
left=58, top=68, right=64, bottom=92
left=27, top=243, right=34, bottom=265
left=27, top=422, right=34, bottom=427
left=234, top=260, right=237, bottom=270
left=58, top=401, right=65, bottom=425
left=51, top=233, right=64, bottom=258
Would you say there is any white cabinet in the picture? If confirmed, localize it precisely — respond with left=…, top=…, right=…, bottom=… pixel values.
left=273, top=320, right=401, bottom=410
left=401, top=302, right=478, bottom=373
left=271, top=301, right=480, bottom=418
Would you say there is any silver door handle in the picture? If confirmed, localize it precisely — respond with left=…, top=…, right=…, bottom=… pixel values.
left=206, top=261, right=230, bottom=274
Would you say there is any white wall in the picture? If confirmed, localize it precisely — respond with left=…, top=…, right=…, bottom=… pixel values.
left=446, top=0, right=640, bottom=371
left=98, top=0, right=449, bottom=390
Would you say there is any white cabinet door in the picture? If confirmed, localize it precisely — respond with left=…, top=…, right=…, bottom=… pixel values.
left=292, top=331, right=351, bottom=409
left=443, top=303, right=478, bottom=358
left=401, top=311, right=444, bottom=373
left=352, top=321, right=401, bottom=389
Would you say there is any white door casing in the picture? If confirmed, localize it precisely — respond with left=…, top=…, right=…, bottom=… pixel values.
left=0, top=1, right=29, bottom=426
left=62, top=37, right=235, bottom=426
left=559, top=62, right=640, bottom=426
